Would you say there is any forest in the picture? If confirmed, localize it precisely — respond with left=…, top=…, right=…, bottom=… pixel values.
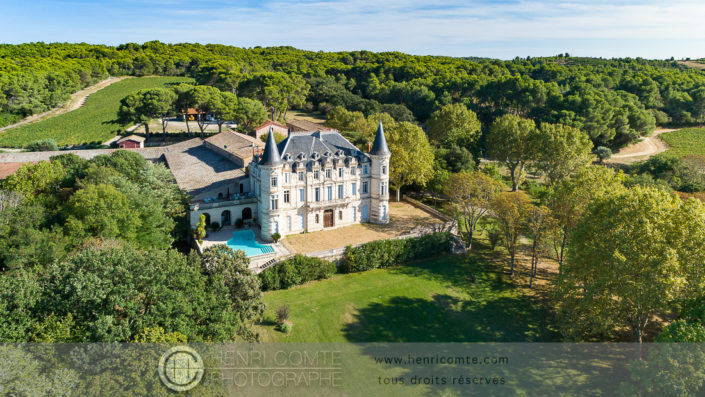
left=3, top=42, right=705, bottom=149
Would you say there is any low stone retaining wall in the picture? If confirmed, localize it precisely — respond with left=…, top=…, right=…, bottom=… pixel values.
left=402, top=194, right=454, bottom=223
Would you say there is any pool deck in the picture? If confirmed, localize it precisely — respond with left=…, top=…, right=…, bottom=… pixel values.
left=200, top=225, right=291, bottom=270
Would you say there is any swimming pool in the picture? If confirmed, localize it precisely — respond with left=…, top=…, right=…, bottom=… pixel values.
left=226, top=229, right=275, bottom=257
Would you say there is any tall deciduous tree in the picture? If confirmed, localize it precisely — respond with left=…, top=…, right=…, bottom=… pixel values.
left=426, top=103, right=482, bottom=147
left=547, top=166, right=625, bottom=270
left=491, top=191, right=532, bottom=275
left=524, top=204, right=555, bottom=288
left=555, top=187, right=691, bottom=342
left=189, top=85, right=223, bottom=139
left=386, top=121, right=434, bottom=201
left=487, top=114, right=539, bottom=191
left=445, top=171, right=502, bottom=250
left=533, top=122, right=594, bottom=184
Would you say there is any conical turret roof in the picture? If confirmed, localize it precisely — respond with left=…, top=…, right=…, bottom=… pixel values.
left=260, top=126, right=282, bottom=166
left=370, top=121, right=391, bottom=156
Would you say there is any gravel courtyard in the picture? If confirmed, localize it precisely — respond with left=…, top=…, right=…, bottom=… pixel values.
left=282, top=201, right=447, bottom=254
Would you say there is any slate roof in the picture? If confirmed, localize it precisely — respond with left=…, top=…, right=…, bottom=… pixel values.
left=370, top=122, right=391, bottom=156
left=269, top=129, right=369, bottom=169
left=259, top=127, right=282, bottom=166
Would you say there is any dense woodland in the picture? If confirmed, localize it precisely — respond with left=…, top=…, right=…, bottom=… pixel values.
left=4, top=42, right=705, bottom=149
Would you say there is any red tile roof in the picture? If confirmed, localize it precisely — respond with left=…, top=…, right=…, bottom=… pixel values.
left=0, top=162, right=37, bottom=180
left=255, top=120, right=287, bottom=130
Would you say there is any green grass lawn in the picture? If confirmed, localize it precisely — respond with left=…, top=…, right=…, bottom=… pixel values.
left=257, top=252, right=559, bottom=342
left=0, top=76, right=193, bottom=147
left=660, top=127, right=705, bottom=158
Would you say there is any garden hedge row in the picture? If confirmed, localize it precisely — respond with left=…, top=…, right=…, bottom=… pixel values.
left=341, top=232, right=453, bottom=273
left=259, top=255, right=336, bottom=291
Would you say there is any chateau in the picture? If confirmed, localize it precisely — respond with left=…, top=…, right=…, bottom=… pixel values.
left=183, top=122, right=391, bottom=241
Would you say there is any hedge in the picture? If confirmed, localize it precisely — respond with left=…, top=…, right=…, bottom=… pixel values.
left=259, top=255, right=337, bottom=291
left=341, top=232, right=453, bottom=273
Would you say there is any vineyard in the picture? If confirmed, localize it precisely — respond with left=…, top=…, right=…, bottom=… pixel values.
left=660, top=127, right=705, bottom=157
left=0, top=76, right=193, bottom=148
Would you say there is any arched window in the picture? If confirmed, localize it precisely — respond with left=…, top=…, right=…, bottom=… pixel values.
left=221, top=210, right=232, bottom=226
left=203, top=212, right=211, bottom=226
left=242, top=207, right=252, bottom=220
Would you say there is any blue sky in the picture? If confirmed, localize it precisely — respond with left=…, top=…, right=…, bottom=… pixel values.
left=1, top=0, right=704, bottom=59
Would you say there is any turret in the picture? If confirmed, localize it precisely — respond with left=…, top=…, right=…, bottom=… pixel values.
left=369, top=122, right=390, bottom=224
left=257, top=127, right=283, bottom=240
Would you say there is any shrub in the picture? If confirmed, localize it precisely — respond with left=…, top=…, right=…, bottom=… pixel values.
left=278, top=320, right=292, bottom=333
left=341, top=232, right=453, bottom=273
left=271, top=232, right=281, bottom=242
left=656, top=320, right=705, bottom=342
left=258, top=255, right=337, bottom=291
left=25, top=138, right=58, bottom=152
left=235, top=218, right=244, bottom=228
left=595, top=146, right=612, bottom=163
left=276, top=305, right=290, bottom=324
left=209, top=221, right=220, bottom=231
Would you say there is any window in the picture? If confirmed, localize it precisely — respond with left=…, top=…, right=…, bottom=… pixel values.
left=314, top=170, right=320, bottom=180
left=299, top=214, right=305, bottom=229
left=315, top=187, right=320, bottom=202
left=271, top=176, right=277, bottom=187
left=338, top=168, right=343, bottom=177
left=382, top=165, right=387, bottom=175
left=315, top=214, right=320, bottom=223
left=382, top=205, right=387, bottom=220
left=338, top=184, right=344, bottom=199
left=274, top=220, right=279, bottom=233
left=380, top=182, right=387, bottom=196
left=270, top=195, right=278, bottom=210
left=363, top=165, right=369, bottom=175
left=339, top=211, right=343, bottom=220
left=326, top=186, right=333, bottom=201
left=326, top=169, right=332, bottom=179
left=351, top=167, right=356, bottom=175
left=362, top=205, right=368, bottom=220
left=362, top=181, right=368, bottom=194
left=299, top=188, right=305, bottom=202
left=298, top=172, right=304, bottom=181
left=283, top=190, right=290, bottom=203
left=287, top=216, right=291, bottom=231
left=352, top=207, right=357, bottom=221
left=352, top=182, right=357, bottom=195
left=284, top=172, right=290, bottom=183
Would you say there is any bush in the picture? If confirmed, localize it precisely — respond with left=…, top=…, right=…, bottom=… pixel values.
left=271, top=232, right=281, bottom=242
left=341, top=232, right=453, bottom=273
left=276, top=305, right=290, bottom=324
left=594, top=146, right=612, bottom=163
left=235, top=218, right=244, bottom=228
left=278, top=320, right=292, bottom=333
left=209, top=222, right=220, bottom=231
left=25, top=138, right=58, bottom=152
left=258, top=255, right=337, bottom=291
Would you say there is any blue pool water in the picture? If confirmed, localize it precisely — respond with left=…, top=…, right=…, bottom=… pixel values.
left=226, top=229, right=274, bottom=257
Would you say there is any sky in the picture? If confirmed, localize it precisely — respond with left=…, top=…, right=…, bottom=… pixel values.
left=1, top=0, right=705, bottom=59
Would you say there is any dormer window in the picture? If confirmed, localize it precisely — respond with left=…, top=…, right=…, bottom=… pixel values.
left=326, top=169, right=332, bottom=179
left=363, top=165, right=369, bottom=175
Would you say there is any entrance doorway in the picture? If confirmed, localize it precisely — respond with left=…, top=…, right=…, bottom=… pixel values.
left=323, top=209, right=334, bottom=228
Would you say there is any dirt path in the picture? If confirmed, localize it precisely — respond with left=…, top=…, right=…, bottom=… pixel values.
left=0, top=76, right=129, bottom=133
left=607, top=128, right=674, bottom=164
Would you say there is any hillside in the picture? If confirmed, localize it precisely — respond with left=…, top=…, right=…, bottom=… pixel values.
left=0, top=76, right=193, bottom=147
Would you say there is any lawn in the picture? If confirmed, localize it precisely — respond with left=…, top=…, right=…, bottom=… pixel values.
left=256, top=251, right=559, bottom=342
left=0, top=76, right=193, bottom=147
left=660, top=127, right=705, bottom=158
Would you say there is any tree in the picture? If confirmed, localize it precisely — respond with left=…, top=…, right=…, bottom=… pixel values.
left=491, top=191, right=532, bottom=275
left=524, top=204, right=555, bottom=288
left=595, top=146, right=612, bottom=164
left=118, top=88, right=176, bottom=141
left=555, top=187, right=687, bottom=342
left=445, top=171, right=502, bottom=250
left=533, top=122, right=593, bottom=184
left=211, top=91, right=237, bottom=133
left=63, top=184, right=140, bottom=243
left=426, top=103, right=482, bottom=147
left=188, top=85, right=222, bottom=139
left=199, top=245, right=264, bottom=342
left=240, top=72, right=309, bottom=120
left=1, top=160, right=65, bottom=206
left=386, top=121, right=434, bottom=201
left=24, top=138, right=58, bottom=152
left=487, top=114, right=539, bottom=191
left=547, top=166, right=624, bottom=270
left=173, top=83, right=195, bottom=137
left=233, top=97, right=267, bottom=133
left=195, top=214, right=207, bottom=244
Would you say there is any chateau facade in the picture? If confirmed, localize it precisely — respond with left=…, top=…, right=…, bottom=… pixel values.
left=251, top=123, right=391, bottom=240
